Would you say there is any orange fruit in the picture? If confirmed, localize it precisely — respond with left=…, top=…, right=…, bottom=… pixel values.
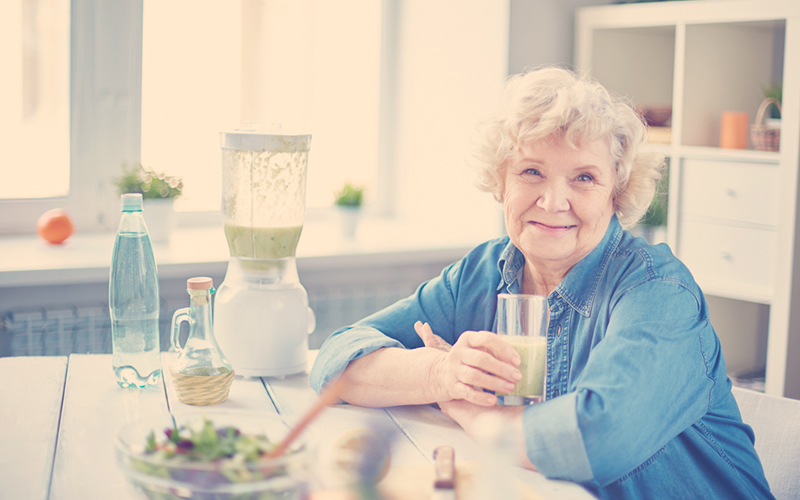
left=37, top=209, right=74, bottom=244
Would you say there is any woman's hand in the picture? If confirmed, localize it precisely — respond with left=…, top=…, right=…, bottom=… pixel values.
left=414, top=321, right=522, bottom=406
left=414, top=320, right=453, bottom=352
left=437, top=397, right=536, bottom=470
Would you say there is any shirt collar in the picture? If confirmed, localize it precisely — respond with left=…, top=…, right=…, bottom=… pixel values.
left=497, top=238, right=524, bottom=292
left=495, top=215, right=624, bottom=316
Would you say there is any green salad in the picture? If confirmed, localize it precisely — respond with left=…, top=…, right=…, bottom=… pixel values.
left=140, top=416, right=282, bottom=483
left=123, top=416, right=305, bottom=500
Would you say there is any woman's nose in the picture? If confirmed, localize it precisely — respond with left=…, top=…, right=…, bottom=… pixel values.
left=536, top=182, right=570, bottom=212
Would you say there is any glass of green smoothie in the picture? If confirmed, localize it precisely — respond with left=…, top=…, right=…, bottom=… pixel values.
left=495, top=293, right=548, bottom=406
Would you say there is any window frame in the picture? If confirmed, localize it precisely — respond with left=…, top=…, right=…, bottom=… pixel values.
left=0, top=0, right=143, bottom=236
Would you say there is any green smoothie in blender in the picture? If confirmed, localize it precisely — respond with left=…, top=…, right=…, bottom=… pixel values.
left=223, top=224, right=303, bottom=260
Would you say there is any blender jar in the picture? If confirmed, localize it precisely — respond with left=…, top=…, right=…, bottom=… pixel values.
left=220, top=129, right=311, bottom=264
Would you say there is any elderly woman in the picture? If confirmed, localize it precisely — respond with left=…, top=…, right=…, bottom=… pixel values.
left=309, top=67, right=773, bottom=499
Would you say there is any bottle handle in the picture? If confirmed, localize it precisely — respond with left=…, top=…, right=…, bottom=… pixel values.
left=171, top=307, right=190, bottom=352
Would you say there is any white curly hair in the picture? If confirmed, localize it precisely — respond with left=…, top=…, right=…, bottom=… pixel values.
left=473, top=66, right=665, bottom=229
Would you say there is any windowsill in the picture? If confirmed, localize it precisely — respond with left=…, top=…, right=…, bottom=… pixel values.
left=0, top=214, right=502, bottom=288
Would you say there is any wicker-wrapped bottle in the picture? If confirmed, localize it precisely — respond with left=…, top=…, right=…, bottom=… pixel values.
left=170, top=277, right=234, bottom=405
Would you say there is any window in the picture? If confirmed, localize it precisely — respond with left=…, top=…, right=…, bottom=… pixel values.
left=0, top=0, right=508, bottom=242
left=0, top=0, right=70, bottom=202
left=140, top=0, right=382, bottom=213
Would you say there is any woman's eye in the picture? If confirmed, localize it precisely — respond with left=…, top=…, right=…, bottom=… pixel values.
left=577, top=173, right=594, bottom=182
left=523, top=168, right=541, bottom=176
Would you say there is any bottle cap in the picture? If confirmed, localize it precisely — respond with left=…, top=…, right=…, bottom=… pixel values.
left=121, top=193, right=143, bottom=211
left=187, top=277, right=214, bottom=290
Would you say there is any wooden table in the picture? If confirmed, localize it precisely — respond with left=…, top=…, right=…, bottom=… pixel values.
left=0, top=353, right=595, bottom=499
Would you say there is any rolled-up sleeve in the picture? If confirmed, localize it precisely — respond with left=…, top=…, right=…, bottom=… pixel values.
left=309, top=261, right=462, bottom=394
left=309, top=326, right=404, bottom=393
left=308, top=267, right=457, bottom=394
left=523, top=391, right=594, bottom=482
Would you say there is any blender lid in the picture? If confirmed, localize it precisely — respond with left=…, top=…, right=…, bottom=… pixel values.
left=220, top=127, right=311, bottom=152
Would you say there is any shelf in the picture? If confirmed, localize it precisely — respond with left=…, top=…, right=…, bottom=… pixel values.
left=643, top=144, right=782, bottom=164
left=0, top=215, right=493, bottom=289
left=698, top=279, right=772, bottom=305
left=682, top=20, right=785, bottom=149
left=577, top=0, right=800, bottom=398
left=676, top=146, right=781, bottom=164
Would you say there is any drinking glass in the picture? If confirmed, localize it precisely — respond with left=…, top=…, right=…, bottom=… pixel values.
left=495, top=293, right=548, bottom=406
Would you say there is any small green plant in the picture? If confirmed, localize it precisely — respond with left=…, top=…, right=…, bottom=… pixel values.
left=334, top=182, right=364, bottom=207
left=641, top=189, right=667, bottom=227
left=640, top=161, right=669, bottom=227
left=761, top=82, right=782, bottom=119
left=115, top=163, right=183, bottom=200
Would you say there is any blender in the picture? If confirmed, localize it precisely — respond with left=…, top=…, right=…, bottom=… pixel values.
left=213, top=128, right=316, bottom=377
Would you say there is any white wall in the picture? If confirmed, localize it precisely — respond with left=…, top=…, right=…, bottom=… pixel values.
left=509, top=0, right=612, bottom=74
left=391, top=1, right=510, bottom=242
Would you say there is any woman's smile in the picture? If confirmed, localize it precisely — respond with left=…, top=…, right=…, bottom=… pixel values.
left=528, top=220, right=578, bottom=237
left=529, top=221, right=577, bottom=230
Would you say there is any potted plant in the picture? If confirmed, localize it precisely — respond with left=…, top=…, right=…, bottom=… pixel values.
left=115, top=163, right=183, bottom=244
left=637, top=166, right=668, bottom=245
left=334, top=182, right=364, bottom=239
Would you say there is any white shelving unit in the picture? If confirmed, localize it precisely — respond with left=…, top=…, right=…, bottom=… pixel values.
left=575, top=0, right=800, bottom=398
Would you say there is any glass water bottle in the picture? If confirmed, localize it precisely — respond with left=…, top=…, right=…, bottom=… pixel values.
left=109, top=193, right=162, bottom=388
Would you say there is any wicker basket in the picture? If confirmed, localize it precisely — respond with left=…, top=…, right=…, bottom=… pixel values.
left=751, top=97, right=781, bottom=152
left=170, top=366, right=235, bottom=406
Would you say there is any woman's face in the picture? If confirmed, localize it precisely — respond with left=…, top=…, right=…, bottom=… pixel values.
left=503, top=136, right=616, bottom=272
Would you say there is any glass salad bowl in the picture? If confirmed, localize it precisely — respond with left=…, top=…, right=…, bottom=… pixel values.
left=115, top=411, right=311, bottom=500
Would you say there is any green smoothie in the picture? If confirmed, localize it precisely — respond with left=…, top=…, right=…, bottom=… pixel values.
left=224, top=224, right=303, bottom=260
left=496, top=336, right=546, bottom=397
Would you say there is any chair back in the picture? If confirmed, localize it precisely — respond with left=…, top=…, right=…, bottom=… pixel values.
left=732, top=386, right=800, bottom=500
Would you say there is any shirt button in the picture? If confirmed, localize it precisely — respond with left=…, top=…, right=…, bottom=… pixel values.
left=556, top=326, right=562, bottom=336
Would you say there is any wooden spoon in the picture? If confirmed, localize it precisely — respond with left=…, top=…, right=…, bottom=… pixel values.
left=266, top=375, right=347, bottom=459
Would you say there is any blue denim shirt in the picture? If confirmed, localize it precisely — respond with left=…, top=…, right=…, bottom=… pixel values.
left=310, top=216, right=773, bottom=499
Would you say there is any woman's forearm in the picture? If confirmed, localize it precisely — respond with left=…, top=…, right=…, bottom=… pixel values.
left=338, top=346, right=447, bottom=407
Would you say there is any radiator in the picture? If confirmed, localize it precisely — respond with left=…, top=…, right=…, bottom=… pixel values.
left=1, top=284, right=414, bottom=357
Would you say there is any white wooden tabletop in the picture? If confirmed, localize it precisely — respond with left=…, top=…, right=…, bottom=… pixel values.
left=0, top=353, right=595, bottom=500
